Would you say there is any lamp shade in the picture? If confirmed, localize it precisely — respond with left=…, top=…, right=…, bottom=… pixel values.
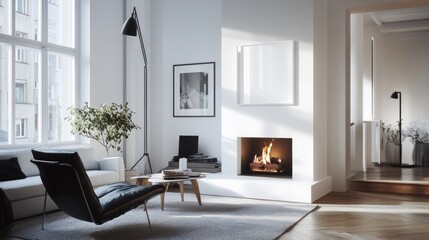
left=121, top=17, right=137, bottom=36
left=391, top=91, right=400, bottom=99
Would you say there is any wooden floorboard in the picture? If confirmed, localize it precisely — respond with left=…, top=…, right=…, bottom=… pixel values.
left=279, top=191, right=429, bottom=240
left=281, top=165, right=429, bottom=240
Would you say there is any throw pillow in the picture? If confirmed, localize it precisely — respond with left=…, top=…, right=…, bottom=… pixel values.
left=0, top=157, right=27, bottom=181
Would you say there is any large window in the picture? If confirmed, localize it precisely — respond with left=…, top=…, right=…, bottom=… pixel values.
left=0, top=0, right=76, bottom=145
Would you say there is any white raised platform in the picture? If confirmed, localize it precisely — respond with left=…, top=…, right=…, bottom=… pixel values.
left=199, top=173, right=332, bottom=203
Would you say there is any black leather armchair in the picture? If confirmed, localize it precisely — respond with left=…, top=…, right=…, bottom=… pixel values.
left=31, top=150, right=165, bottom=229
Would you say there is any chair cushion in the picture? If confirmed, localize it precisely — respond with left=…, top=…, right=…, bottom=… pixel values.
left=0, top=157, right=26, bottom=182
left=95, top=182, right=166, bottom=223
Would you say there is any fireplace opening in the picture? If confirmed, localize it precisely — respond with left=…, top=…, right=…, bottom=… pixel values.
left=240, top=137, right=292, bottom=178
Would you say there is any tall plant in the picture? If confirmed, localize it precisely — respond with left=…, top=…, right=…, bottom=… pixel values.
left=404, top=120, right=429, bottom=144
left=66, top=102, right=140, bottom=156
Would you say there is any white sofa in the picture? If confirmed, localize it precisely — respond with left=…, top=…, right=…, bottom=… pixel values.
left=0, top=145, right=125, bottom=220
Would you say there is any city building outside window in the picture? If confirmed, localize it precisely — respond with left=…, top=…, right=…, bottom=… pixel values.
left=0, top=0, right=76, bottom=145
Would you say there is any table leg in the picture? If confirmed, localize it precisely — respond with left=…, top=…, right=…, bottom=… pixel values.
left=179, top=181, right=185, bottom=202
left=160, top=183, right=170, bottom=211
left=136, top=177, right=150, bottom=186
left=190, top=179, right=202, bottom=206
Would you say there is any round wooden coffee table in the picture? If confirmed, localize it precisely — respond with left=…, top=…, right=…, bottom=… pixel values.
left=133, top=174, right=206, bottom=210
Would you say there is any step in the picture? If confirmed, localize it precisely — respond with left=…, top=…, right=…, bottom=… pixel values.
left=348, top=179, right=429, bottom=195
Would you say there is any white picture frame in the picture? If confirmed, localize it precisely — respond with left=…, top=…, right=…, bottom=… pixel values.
left=238, top=41, right=297, bottom=105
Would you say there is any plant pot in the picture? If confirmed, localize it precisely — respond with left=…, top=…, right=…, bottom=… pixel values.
left=385, top=143, right=400, bottom=164
left=412, top=143, right=429, bottom=166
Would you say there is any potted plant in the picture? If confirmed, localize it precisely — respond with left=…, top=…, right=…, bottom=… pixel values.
left=381, top=122, right=401, bottom=164
left=404, top=120, right=429, bottom=166
left=66, top=102, right=140, bottom=156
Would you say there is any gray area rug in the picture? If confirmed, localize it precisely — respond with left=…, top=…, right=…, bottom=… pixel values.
left=3, top=193, right=316, bottom=240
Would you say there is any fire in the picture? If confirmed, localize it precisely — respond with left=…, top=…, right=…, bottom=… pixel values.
left=250, top=140, right=284, bottom=173
left=254, top=142, right=273, bottom=164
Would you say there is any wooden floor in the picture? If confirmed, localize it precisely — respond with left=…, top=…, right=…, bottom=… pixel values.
left=348, top=165, right=429, bottom=195
left=280, top=191, right=429, bottom=239
left=281, top=166, right=429, bottom=239
left=349, top=164, right=429, bottom=182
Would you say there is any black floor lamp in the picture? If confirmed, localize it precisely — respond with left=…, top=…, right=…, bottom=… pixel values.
left=391, top=91, right=402, bottom=165
left=122, top=7, right=153, bottom=174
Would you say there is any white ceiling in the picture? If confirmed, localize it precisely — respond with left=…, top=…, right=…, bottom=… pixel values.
left=370, top=7, right=429, bottom=33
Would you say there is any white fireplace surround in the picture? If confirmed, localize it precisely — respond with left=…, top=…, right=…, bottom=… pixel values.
left=199, top=138, right=332, bottom=203
left=199, top=174, right=331, bottom=203
left=194, top=1, right=333, bottom=203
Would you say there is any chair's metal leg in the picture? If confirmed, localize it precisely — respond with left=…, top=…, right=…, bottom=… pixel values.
left=144, top=202, right=152, bottom=230
left=42, top=190, right=47, bottom=230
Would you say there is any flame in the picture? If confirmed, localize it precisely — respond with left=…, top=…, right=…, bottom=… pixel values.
left=250, top=140, right=284, bottom=173
left=253, top=142, right=273, bottom=164
left=262, top=142, right=272, bottom=164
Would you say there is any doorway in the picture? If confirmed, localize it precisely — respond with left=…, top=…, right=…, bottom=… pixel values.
left=349, top=4, right=429, bottom=191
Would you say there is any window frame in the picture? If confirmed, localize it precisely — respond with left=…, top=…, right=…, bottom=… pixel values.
left=15, top=80, right=27, bottom=103
left=0, top=0, right=79, bottom=146
left=15, top=118, right=26, bottom=138
left=15, top=0, right=28, bottom=15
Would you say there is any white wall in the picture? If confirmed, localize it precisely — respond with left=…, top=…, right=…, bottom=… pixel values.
left=144, top=0, right=222, bottom=173
left=313, top=0, right=329, bottom=182
left=350, top=13, right=364, bottom=171
left=80, top=0, right=124, bottom=158
left=222, top=0, right=316, bottom=182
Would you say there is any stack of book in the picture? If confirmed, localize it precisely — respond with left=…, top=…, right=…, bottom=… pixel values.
left=161, top=169, right=201, bottom=179
left=167, top=155, right=221, bottom=173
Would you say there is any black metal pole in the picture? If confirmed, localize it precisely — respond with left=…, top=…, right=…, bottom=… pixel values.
left=399, top=92, right=402, bottom=165
left=127, top=7, right=152, bottom=174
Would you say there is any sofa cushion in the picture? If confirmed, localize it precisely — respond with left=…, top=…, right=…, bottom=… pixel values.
left=86, top=170, right=119, bottom=188
left=0, top=171, right=119, bottom=203
left=0, top=157, right=26, bottom=182
left=74, top=148, right=100, bottom=170
left=0, top=149, right=39, bottom=177
left=36, top=146, right=100, bottom=170
left=0, top=176, right=45, bottom=202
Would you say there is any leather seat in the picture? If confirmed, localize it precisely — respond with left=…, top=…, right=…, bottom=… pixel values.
left=31, top=150, right=165, bottom=228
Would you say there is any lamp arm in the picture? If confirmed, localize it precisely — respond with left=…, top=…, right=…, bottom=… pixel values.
left=133, top=7, right=148, bottom=66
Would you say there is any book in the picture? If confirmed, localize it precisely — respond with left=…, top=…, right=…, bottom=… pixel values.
left=172, top=155, right=218, bottom=163
left=162, top=169, right=192, bottom=176
left=161, top=169, right=203, bottom=179
left=161, top=166, right=221, bottom=174
left=168, top=161, right=221, bottom=169
left=188, top=167, right=221, bottom=173
left=188, top=154, right=209, bottom=158
left=163, top=175, right=190, bottom=180
left=187, top=157, right=218, bottom=163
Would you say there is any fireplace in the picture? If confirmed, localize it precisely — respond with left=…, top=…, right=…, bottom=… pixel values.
left=239, top=137, right=292, bottom=178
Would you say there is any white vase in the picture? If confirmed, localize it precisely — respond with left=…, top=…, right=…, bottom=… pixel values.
left=412, top=143, right=429, bottom=166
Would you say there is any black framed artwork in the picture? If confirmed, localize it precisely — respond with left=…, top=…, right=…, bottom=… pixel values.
left=173, top=62, right=215, bottom=117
